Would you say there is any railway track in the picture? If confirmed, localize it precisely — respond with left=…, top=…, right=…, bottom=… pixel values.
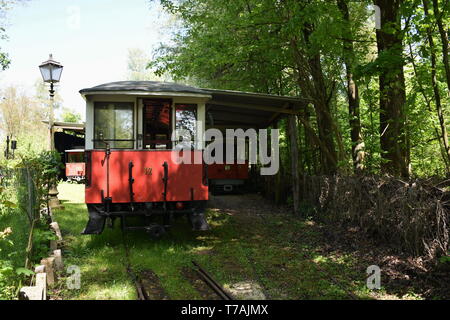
left=122, top=231, right=232, bottom=300
left=122, top=232, right=149, bottom=300
left=191, top=260, right=233, bottom=300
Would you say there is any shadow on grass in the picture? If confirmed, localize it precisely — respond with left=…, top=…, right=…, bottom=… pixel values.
left=51, top=198, right=236, bottom=300
left=51, top=186, right=384, bottom=300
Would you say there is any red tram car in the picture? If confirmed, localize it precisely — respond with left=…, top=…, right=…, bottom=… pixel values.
left=80, top=82, right=211, bottom=237
left=79, top=81, right=301, bottom=237
left=208, top=162, right=249, bottom=194
left=65, top=149, right=85, bottom=183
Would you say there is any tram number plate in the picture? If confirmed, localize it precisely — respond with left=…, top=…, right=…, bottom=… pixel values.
left=144, top=167, right=153, bottom=175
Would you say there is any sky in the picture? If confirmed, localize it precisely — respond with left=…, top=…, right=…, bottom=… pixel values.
left=0, top=0, right=172, bottom=120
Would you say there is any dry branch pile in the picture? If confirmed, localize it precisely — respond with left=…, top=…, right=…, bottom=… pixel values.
left=301, top=175, right=450, bottom=261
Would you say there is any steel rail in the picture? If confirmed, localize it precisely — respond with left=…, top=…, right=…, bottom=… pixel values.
left=122, top=231, right=148, bottom=300
left=192, top=261, right=233, bottom=300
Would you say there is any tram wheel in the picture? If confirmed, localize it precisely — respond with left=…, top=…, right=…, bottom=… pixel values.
left=146, top=224, right=166, bottom=239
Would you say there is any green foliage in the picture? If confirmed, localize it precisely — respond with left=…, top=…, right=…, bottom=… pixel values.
left=440, top=253, right=450, bottom=263
left=153, top=0, right=450, bottom=178
left=61, top=108, right=82, bottom=123
left=0, top=227, right=19, bottom=299
left=0, top=150, right=62, bottom=299
left=31, top=227, right=57, bottom=262
left=16, top=151, right=64, bottom=214
left=0, top=0, right=28, bottom=71
left=0, top=259, right=15, bottom=299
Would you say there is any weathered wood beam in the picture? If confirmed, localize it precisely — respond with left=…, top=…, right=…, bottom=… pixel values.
left=209, top=112, right=268, bottom=124
left=208, top=100, right=301, bottom=115
left=266, top=102, right=290, bottom=127
left=206, top=125, right=260, bottom=130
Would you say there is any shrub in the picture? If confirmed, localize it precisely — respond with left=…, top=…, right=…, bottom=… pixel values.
left=0, top=150, right=63, bottom=299
left=302, top=175, right=450, bottom=262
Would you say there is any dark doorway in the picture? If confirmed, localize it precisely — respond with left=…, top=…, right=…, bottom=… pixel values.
left=143, top=99, right=172, bottom=149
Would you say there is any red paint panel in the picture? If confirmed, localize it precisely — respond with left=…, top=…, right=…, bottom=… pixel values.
left=85, top=150, right=208, bottom=204
left=208, top=162, right=249, bottom=180
left=66, top=163, right=85, bottom=177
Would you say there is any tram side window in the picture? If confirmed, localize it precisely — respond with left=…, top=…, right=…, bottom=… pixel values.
left=94, top=102, right=134, bottom=149
left=175, top=104, right=197, bottom=148
left=67, top=152, right=84, bottom=163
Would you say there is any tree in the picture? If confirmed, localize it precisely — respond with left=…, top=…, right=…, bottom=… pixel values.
left=0, top=0, right=12, bottom=70
left=423, top=0, right=450, bottom=166
left=0, top=0, right=29, bottom=70
left=154, top=0, right=348, bottom=174
left=432, top=0, right=450, bottom=92
left=126, top=48, right=165, bottom=81
left=0, top=86, right=47, bottom=153
left=374, top=0, right=409, bottom=177
left=337, top=0, right=365, bottom=172
left=60, top=108, right=82, bottom=123
left=153, top=0, right=449, bottom=178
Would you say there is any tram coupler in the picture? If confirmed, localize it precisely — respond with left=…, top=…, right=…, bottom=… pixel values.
left=145, top=224, right=166, bottom=239
left=189, top=212, right=209, bottom=231
left=82, top=204, right=106, bottom=235
left=104, top=197, right=112, bottom=214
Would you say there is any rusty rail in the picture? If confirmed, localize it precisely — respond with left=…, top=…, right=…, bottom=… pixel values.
left=192, top=260, right=233, bottom=300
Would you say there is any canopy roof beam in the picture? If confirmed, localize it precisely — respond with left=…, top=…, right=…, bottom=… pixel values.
left=207, top=100, right=301, bottom=115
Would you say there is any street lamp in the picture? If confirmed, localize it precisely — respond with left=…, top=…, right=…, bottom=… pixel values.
left=39, top=54, right=63, bottom=208
left=39, top=54, right=63, bottom=151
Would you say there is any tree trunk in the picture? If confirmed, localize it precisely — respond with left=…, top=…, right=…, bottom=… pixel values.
left=375, top=0, right=409, bottom=177
left=407, top=32, right=450, bottom=172
left=424, top=0, right=450, bottom=167
left=432, top=0, right=450, bottom=92
left=337, top=0, right=365, bottom=173
left=300, top=24, right=339, bottom=174
left=288, top=113, right=301, bottom=215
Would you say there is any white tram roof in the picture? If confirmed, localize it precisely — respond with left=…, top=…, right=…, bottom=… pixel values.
left=79, top=81, right=310, bottom=128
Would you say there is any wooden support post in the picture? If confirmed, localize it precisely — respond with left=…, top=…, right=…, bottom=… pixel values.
left=273, top=120, right=283, bottom=204
left=50, top=222, right=63, bottom=241
left=52, top=249, right=64, bottom=271
left=40, top=257, right=55, bottom=286
left=36, top=273, right=47, bottom=300
left=288, top=112, right=301, bottom=215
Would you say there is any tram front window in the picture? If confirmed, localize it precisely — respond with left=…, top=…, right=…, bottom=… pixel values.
left=94, top=102, right=134, bottom=149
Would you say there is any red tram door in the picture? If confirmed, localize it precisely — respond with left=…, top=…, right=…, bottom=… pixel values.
left=143, top=99, right=172, bottom=149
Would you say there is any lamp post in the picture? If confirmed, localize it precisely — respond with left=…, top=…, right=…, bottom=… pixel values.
left=39, top=54, right=63, bottom=150
left=39, top=54, right=63, bottom=208
left=5, top=135, right=10, bottom=159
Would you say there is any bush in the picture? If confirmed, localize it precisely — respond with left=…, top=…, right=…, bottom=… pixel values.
left=0, top=150, right=63, bottom=299
left=302, top=175, right=450, bottom=262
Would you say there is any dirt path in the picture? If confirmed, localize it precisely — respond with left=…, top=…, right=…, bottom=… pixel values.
left=209, top=193, right=449, bottom=300
left=207, top=193, right=370, bottom=299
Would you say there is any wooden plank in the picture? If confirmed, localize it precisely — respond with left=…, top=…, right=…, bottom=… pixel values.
left=208, top=100, right=301, bottom=115
left=266, top=102, right=290, bottom=127
left=36, top=273, right=47, bottom=300
left=209, top=111, right=268, bottom=124
left=40, top=257, right=55, bottom=286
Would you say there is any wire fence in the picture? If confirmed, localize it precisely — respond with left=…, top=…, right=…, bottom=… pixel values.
left=1, top=167, right=42, bottom=222
left=0, top=166, right=47, bottom=270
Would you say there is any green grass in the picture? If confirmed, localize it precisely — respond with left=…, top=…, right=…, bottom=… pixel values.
left=52, top=182, right=416, bottom=300
left=0, top=208, right=29, bottom=267
left=52, top=183, right=135, bottom=300
left=0, top=185, right=31, bottom=299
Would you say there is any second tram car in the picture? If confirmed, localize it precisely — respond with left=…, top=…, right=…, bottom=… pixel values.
left=65, top=149, right=85, bottom=183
